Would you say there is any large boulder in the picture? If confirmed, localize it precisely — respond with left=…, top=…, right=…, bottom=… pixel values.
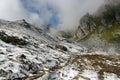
left=0, top=31, right=29, bottom=45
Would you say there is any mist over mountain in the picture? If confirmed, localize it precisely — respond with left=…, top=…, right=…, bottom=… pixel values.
left=0, top=0, right=120, bottom=80
left=71, top=1, right=120, bottom=53
left=0, top=0, right=105, bottom=31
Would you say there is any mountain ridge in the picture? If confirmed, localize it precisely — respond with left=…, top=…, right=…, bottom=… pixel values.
left=70, top=2, right=120, bottom=53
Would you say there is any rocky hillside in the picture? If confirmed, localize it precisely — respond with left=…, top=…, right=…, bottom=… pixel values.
left=73, top=2, right=120, bottom=52
left=0, top=19, right=120, bottom=80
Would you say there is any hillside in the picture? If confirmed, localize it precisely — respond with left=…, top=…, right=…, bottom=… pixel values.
left=0, top=19, right=119, bottom=80
left=73, top=2, right=120, bottom=52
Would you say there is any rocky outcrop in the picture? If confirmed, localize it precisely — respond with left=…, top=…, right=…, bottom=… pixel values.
left=74, top=13, right=96, bottom=39
left=74, top=2, right=120, bottom=41
left=0, top=31, right=29, bottom=45
left=16, top=19, right=31, bottom=28
left=72, top=2, right=120, bottom=53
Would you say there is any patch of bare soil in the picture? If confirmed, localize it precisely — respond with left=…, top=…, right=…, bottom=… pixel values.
left=24, top=54, right=120, bottom=80
left=72, top=54, right=120, bottom=79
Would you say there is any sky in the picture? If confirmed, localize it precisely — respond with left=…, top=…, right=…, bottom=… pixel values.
left=0, top=0, right=105, bottom=31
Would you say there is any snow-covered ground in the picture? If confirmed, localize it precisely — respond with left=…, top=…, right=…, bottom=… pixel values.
left=0, top=19, right=120, bottom=80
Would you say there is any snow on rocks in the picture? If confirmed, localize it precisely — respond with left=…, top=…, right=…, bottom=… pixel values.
left=0, top=19, right=119, bottom=80
left=0, top=20, right=74, bottom=79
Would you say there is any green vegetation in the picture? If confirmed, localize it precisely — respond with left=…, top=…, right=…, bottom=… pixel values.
left=74, top=2, right=120, bottom=44
left=102, top=23, right=120, bottom=43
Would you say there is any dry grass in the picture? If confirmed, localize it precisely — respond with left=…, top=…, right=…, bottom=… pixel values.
left=72, top=54, right=120, bottom=79
left=20, top=54, right=120, bottom=80
left=48, top=54, right=120, bottom=79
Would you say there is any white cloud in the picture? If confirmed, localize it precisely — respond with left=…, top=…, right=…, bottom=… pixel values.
left=47, top=0, right=105, bottom=31
left=0, top=0, right=105, bottom=31
left=0, top=0, right=43, bottom=24
left=0, top=0, right=27, bottom=20
left=23, top=0, right=105, bottom=31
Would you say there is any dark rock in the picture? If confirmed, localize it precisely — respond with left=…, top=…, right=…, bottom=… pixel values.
left=7, top=73, right=25, bottom=80
left=0, top=52, right=5, bottom=54
left=55, top=44, right=68, bottom=51
left=19, top=54, right=26, bottom=59
left=74, top=13, right=96, bottom=39
left=20, top=60, right=43, bottom=74
left=16, top=19, right=31, bottom=28
left=0, top=69, right=8, bottom=77
left=0, top=31, right=29, bottom=45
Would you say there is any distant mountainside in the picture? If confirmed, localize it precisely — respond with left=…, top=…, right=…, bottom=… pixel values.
left=72, top=2, right=120, bottom=52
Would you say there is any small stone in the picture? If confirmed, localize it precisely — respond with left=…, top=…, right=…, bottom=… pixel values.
left=19, top=54, right=26, bottom=59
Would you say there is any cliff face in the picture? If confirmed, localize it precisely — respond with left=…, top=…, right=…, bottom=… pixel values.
left=73, top=3, right=120, bottom=52
left=74, top=13, right=96, bottom=39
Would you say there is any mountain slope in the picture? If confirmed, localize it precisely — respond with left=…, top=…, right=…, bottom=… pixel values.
left=0, top=19, right=86, bottom=80
left=73, top=3, right=120, bottom=52
left=0, top=19, right=120, bottom=80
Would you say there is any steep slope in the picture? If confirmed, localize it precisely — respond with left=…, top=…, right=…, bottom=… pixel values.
left=0, top=19, right=86, bottom=80
left=0, top=19, right=120, bottom=80
left=73, top=3, right=120, bottom=52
